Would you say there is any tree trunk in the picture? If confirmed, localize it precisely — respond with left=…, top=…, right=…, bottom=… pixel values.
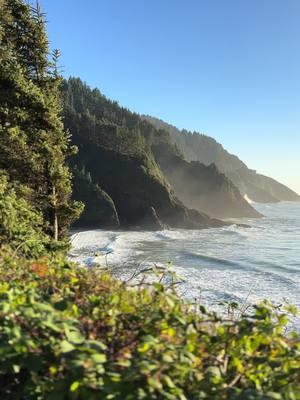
left=52, top=186, right=58, bottom=241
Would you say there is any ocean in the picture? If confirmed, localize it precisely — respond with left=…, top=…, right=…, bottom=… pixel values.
left=70, top=201, right=300, bottom=326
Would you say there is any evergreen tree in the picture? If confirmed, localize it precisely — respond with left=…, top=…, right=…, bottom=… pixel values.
left=0, top=0, right=82, bottom=241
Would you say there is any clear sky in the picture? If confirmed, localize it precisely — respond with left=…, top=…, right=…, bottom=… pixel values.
left=40, top=0, right=300, bottom=194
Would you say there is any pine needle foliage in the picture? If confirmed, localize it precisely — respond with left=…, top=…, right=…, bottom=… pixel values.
left=0, top=0, right=82, bottom=244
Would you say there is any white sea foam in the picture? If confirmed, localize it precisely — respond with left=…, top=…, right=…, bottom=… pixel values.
left=244, top=194, right=254, bottom=204
left=70, top=202, right=300, bottom=328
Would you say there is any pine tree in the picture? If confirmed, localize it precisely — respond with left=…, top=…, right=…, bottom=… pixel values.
left=0, top=0, right=82, bottom=241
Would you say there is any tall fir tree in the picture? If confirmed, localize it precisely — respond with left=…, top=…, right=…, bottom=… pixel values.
left=0, top=0, right=82, bottom=241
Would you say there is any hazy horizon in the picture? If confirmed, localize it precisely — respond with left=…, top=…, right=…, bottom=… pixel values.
left=41, top=0, right=300, bottom=194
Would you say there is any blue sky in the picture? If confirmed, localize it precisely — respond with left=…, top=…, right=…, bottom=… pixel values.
left=40, top=0, right=300, bottom=194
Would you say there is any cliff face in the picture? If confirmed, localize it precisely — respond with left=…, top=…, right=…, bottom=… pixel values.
left=73, top=144, right=224, bottom=229
left=72, top=166, right=120, bottom=228
left=153, top=143, right=262, bottom=219
left=144, top=116, right=300, bottom=203
left=63, top=78, right=226, bottom=230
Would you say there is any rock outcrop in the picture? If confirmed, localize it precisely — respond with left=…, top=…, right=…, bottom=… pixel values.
left=72, top=165, right=120, bottom=228
left=138, top=207, right=166, bottom=230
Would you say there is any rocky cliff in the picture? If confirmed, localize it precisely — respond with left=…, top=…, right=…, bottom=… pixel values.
left=72, top=165, right=120, bottom=228
left=63, top=78, right=226, bottom=230
left=153, top=143, right=261, bottom=219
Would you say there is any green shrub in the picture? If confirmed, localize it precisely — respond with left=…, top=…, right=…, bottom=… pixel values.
left=0, top=253, right=299, bottom=400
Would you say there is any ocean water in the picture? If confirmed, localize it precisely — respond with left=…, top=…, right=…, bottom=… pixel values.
left=70, top=202, right=300, bottom=325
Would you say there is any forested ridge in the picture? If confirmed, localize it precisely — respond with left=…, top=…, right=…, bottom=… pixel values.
left=63, top=78, right=261, bottom=227
left=0, top=1, right=299, bottom=399
left=143, top=116, right=300, bottom=204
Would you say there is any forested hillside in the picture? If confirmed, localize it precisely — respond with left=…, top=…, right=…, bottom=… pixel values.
left=153, top=142, right=261, bottom=219
left=63, top=78, right=260, bottom=226
left=143, top=116, right=300, bottom=203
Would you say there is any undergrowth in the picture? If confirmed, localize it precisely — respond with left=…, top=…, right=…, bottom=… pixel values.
left=0, top=249, right=299, bottom=400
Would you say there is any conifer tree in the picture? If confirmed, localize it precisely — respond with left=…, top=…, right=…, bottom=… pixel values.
left=0, top=0, right=82, bottom=241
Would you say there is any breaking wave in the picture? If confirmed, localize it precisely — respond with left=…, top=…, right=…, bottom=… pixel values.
left=70, top=201, right=300, bottom=328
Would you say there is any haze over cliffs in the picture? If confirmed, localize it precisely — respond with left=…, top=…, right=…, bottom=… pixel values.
left=153, top=142, right=261, bottom=219
left=143, top=116, right=300, bottom=204
left=63, top=78, right=260, bottom=229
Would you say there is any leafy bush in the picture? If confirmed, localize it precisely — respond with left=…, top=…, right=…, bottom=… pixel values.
left=0, top=253, right=299, bottom=399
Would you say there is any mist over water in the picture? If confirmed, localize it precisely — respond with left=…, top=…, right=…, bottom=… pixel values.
left=71, top=202, right=300, bottom=326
